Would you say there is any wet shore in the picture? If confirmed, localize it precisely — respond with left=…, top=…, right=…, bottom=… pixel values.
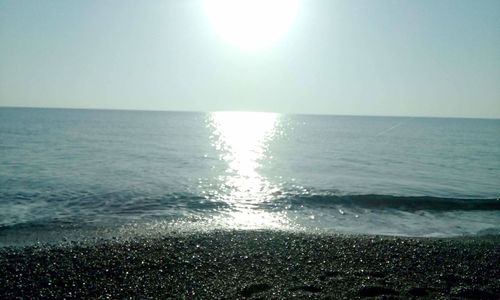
left=0, top=230, right=499, bottom=299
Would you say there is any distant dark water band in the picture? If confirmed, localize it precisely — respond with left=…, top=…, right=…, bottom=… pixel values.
left=277, top=194, right=500, bottom=211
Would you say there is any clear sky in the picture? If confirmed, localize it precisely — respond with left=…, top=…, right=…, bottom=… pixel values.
left=1, top=0, right=499, bottom=118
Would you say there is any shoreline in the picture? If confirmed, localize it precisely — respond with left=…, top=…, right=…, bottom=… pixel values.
left=1, top=230, right=499, bottom=299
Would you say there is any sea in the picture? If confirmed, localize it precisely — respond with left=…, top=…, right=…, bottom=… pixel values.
left=1, top=107, right=499, bottom=245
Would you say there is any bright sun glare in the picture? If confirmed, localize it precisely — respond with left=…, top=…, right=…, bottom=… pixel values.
left=203, top=0, right=299, bottom=49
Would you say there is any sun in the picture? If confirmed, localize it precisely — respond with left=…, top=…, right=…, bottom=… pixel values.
left=203, top=0, right=299, bottom=49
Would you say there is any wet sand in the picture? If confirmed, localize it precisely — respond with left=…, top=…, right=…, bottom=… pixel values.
left=0, top=230, right=499, bottom=299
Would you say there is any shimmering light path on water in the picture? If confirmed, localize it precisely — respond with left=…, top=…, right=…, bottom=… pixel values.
left=204, top=112, right=291, bottom=229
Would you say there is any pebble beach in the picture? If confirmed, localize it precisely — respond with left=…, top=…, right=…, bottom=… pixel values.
left=1, top=230, right=499, bottom=299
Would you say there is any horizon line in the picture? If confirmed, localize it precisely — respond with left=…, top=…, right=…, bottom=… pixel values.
left=0, top=104, right=499, bottom=121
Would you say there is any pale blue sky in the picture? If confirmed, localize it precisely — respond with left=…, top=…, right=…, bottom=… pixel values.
left=1, top=0, right=499, bottom=118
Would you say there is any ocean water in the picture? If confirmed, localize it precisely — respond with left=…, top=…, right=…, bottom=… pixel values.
left=1, top=107, right=499, bottom=244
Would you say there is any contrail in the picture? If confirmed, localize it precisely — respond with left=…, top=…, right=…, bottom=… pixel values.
left=375, top=117, right=414, bottom=137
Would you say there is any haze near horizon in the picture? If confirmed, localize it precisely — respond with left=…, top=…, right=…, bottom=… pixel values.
left=1, top=0, right=499, bottom=118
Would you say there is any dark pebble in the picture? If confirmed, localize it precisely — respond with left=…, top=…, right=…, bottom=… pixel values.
left=290, top=285, right=322, bottom=293
left=358, top=285, right=399, bottom=297
left=408, top=287, right=428, bottom=297
left=453, top=288, right=498, bottom=300
left=323, top=271, right=341, bottom=278
left=240, top=283, right=271, bottom=297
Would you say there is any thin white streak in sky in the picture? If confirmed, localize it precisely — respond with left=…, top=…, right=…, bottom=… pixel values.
left=375, top=117, right=414, bottom=137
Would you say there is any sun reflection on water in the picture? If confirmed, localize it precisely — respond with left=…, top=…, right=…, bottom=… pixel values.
left=205, top=111, right=290, bottom=229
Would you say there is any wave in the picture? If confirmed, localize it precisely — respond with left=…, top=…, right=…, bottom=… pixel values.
left=0, top=190, right=230, bottom=229
left=1, top=190, right=498, bottom=232
left=271, top=193, right=500, bottom=212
